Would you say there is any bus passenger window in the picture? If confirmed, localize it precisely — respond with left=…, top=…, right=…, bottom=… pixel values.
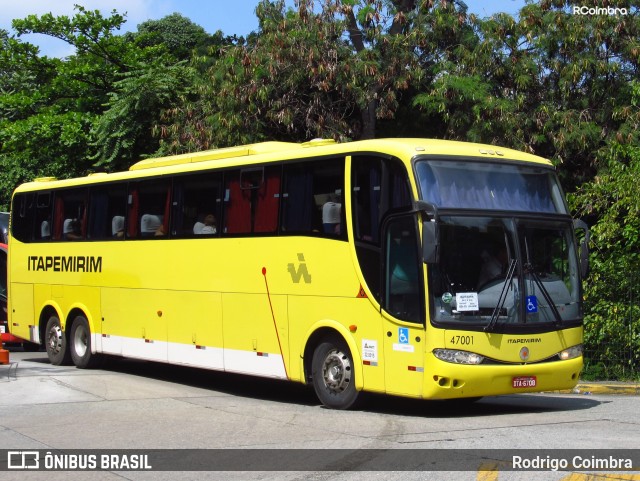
left=129, top=179, right=171, bottom=239
left=281, top=158, right=344, bottom=237
left=172, top=173, right=222, bottom=238
left=53, top=188, right=87, bottom=241
left=88, top=184, right=127, bottom=240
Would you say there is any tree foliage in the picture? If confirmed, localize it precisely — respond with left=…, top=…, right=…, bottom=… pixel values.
left=570, top=80, right=640, bottom=378
left=157, top=0, right=471, bottom=152
left=0, top=7, right=221, bottom=208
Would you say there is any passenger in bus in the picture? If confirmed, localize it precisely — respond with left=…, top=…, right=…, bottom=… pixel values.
left=140, top=214, right=164, bottom=237
left=112, top=216, right=125, bottom=238
left=41, top=221, right=51, bottom=240
left=322, top=194, right=341, bottom=235
left=194, top=214, right=217, bottom=235
left=63, top=219, right=83, bottom=240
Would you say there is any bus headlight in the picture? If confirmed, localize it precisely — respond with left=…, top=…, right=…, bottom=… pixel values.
left=559, top=344, right=583, bottom=360
left=433, top=349, right=484, bottom=365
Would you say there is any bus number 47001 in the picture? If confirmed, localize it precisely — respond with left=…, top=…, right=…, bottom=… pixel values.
left=512, top=376, right=537, bottom=388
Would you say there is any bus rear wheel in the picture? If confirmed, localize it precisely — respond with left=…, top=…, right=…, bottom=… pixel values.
left=45, top=315, right=71, bottom=366
left=70, top=315, right=102, bottom=369
left=311, top=336, right=360, bottom=410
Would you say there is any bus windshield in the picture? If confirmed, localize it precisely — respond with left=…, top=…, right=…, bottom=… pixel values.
left=427, top=216, right=581, bottom=328
left=416, top=159, right=581, bottom=330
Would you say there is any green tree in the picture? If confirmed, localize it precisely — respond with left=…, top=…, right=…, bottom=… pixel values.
left=0, top=7, right=223, bottom=205
left=158, top=0, right=472, bottom=153
left=413, top=0, right=640, bottom=189
left=569, top=81, right=640, bottom=379
left=134, top=13, right=209, bottom=60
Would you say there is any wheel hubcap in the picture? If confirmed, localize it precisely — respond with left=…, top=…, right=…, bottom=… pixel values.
left=73, top=326, right=87, bottom=357
left=48, top=325, right=63, bottom=354
left=321, top=348, right=351, bottom=393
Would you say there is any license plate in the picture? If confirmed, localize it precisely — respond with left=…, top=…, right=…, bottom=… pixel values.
left=512, top=376, right=537, bottom=388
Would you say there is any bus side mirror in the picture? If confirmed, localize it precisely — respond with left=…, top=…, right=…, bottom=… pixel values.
left=573, top=219, right=590, bottom=278
left=422, top=220, right=439, bottom=264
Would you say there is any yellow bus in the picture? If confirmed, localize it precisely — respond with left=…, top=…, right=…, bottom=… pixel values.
left=8, top=138, right=589, bottom=409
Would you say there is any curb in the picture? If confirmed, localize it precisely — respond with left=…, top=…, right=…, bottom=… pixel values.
left=570, top=382, right=640, bottom=396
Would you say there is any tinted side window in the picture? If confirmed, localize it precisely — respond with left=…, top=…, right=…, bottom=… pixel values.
left=128, top=179, right=171, bottom=239
left=88, top=184, right=128, bottom=240
left=351, top=156, right=412, bottom=302
left=384, top=215, right=422, bottom=323
left=11, top=193, right=34, bottom=242
left=52, top=189, right=87, bottom=241
left=281, top=158, right=345, bottom=238
left=173, top=173, right=222, bottom=237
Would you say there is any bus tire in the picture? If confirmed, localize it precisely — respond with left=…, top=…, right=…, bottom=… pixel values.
left=45, top=315, right=71, bottom=366
left=70, top=315, right=102, bottom=369
left=311, top=336, right=360, bottom=410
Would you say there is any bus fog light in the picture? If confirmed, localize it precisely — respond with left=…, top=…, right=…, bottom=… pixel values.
left=433, top=349, right=484, bottom=365
left=559, top=344, right=583, bottom=360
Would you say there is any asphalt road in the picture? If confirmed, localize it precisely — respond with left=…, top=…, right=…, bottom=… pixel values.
left=1, top=348, right=639, bottom=481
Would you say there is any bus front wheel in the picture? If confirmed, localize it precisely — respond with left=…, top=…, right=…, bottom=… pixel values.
left=70, top=315, right=102, bottom=369
left=45, top=315, right=71, bottom=366
left=311, top=337, right=360, bottom=410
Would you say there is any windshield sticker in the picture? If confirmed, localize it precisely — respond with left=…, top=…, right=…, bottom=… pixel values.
left=441, top=292, right=453, bottom=304
left=526, top=295, right=538, bottom=313
left=456, top=292, right=479, bottom=312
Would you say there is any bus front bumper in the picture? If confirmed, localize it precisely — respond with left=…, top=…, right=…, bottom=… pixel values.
left=423, top=356, right=583, bottom=400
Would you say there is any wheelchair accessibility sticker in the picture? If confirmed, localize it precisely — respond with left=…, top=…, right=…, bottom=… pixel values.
left=526, top=295, right=538, bottom=313
left=398, top=328, right=409, bottom=344
left=393, top=327, right=414, bottom=353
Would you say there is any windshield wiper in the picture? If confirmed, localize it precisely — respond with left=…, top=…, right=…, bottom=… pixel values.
left=524, top=264, right=563, bottom=325
left=485, top=259, right=517, bottom=332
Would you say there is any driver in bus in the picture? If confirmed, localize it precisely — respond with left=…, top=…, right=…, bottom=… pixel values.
left=477, top=244, right=508, bottom=288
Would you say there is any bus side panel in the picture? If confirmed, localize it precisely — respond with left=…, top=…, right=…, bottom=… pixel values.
left=222, top=292, right=288, bottom=379
left=167, top=290, right=223, bottom=370
left=8, top=282, right=35, bottom=343
left=101, top=288, right=167, bottom=361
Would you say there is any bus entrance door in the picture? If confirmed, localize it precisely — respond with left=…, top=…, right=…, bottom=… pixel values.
left=381, top=215, right=425, bottom=397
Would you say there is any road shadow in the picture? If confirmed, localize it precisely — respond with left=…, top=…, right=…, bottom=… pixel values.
left=358, top=391, right=604, bottom=418
left=105, top=355, right=319, bottom=406
left=103, top=355, right=602, bottom=416
left=11, top=350, right=604, bottom=416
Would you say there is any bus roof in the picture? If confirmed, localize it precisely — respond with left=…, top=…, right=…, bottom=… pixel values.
left=14, top=138, right=552, bottom=192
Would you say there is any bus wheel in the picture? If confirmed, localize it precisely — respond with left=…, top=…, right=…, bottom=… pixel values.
left=311, top=337, right=359, bottom=410
left=70, top=315, right=102, bottom=369
left=45, top=315, right=71, bottom=366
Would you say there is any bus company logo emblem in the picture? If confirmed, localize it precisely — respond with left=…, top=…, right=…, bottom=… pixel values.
left=8, top=451, right=39, bottom=469
left=287, top=253, right=312, bottom=284
left=519, top=347, right=530, bottom=361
